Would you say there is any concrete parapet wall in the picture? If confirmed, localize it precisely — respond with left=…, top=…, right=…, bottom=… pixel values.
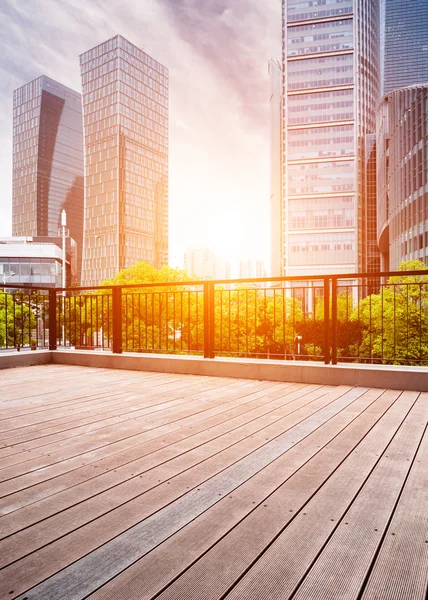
left=0, top=350, right=51, bottom=370
left=1, top=350, right=427, bottom=392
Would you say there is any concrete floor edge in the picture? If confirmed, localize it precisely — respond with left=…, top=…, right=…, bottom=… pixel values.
left=0, top=350, right=427, bottom=392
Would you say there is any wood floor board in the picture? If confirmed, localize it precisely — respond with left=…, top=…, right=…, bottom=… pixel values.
left=0, top=365, right=425, bottom=600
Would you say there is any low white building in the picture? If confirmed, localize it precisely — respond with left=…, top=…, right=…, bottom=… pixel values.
left=0, top=237, right=74, bottom=288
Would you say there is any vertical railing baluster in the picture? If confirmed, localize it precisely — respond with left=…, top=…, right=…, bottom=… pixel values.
left=112, top=286, right=122, bottom=354
left=331, top=277, right=338, bottom=365
left=324, top=277, right=330, bottom=364
left=49, top=288, right=57, bottom=350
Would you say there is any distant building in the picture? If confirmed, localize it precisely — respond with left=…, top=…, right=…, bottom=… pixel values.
left=12, top=76, right=84, bottom=282
left=80, top=35, right=169, bottom=286
left=280, top=0, right=380, bottom=276
left=184, top=247, right=230, bottom=280
left=376, top=85, right=428, bottom=270
left=363, top=134, right=380, bottom=274
left=269, top=59, right=282, bottom=277
left=0, top=237, right=75, bottom=288
left=381, top=0, right=428, bottom=95
left=239, top=260, right=267, bottom=279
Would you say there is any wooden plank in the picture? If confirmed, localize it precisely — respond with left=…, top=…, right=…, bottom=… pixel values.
left=0, top=381, right=296, bottom=513
left=0, top=381, right=306, bottom=539
left=0, top=383, right=328, bottom=562
left=88, top=388, right=396, bottom=600
left=361, top=403, right=428, bottom=600
left=0, top=367, right=158, bottom=405
left=0, top=373, right=210, bottom=430
left=0, top=376, right=242, bottom=449
left=0, top=379, right=269, bottom=493
left=0, top=377, right=244, bottom=464
left=4, top=387, right=366, bottom=600
left=290, top=393, right=426, bottom=600
left=220, top=391, right=420, bottom=600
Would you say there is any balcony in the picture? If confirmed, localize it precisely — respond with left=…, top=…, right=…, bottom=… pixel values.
left=0, top=271, right=427, bottom=599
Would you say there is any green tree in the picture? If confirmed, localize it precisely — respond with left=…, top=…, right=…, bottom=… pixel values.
left=104, top=262, right=201, bottom=353
left=214, top=286, right=302, bottom=358
left=0, top=291, right=36, bottom=348
left=296, top=291, right=361, bottom=361
left=355, top=260, right=428, bottom=365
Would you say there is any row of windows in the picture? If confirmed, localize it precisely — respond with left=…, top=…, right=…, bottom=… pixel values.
left=120, top=55, right=168, bottom=96
left=290, top=241, right=354, bottom=252
left=120, top=83, right=168, bottom=124
left=287, top=0, right=353, bottom=23
left=80, top=48, right=118, bottom=74
left=119, top=70, right=167, bottom=109
left=289, top=208, right=354, bottom=230
left=288, top=19, right=353, bottom=56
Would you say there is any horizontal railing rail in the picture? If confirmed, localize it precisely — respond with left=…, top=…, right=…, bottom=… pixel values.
left=1, top=269, right=427, bottom=366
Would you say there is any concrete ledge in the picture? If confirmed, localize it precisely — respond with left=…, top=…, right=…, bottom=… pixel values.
left=1, top=350, right=427, bottom=391
left=51, top=351, right=428, bottom=392
left=0, top=350, right=51, bottom=370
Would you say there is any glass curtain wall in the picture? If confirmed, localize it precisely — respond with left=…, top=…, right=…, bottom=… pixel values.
left=281, top=0, right=380, bottom=276
left=80, top=35, right=169, bottom=286
left=12, top=76, right=84, bottom=282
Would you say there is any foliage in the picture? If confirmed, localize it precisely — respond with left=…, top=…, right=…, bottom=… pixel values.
left=0, top=291, right=37, bottom=347
left=356, top=260, right=428, bottom=365
left=59, top=259, right=428, bottom=365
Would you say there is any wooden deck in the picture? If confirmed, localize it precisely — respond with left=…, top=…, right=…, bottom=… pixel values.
left=0, top=365, right=426, bottom=600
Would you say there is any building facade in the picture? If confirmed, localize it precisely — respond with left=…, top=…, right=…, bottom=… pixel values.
left=381, top=0, right=428, bottom=95
left=239, top=260, right=267, bottom=279
left=376, top=85, right=428, bottom=270
left=80, top=35, right=169, bottom=286
left=184, top=247, right=231, bottom=280
left=0, top=237, right=74, bottom=288
left=269, top=59, right=283, bottom=277
left=280, top=0, right=380, bottom=277
left=12, top=76, right=84, bottom=282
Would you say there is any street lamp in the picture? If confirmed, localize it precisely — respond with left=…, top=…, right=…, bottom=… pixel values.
left=58, top=210, right=69, bottom=346
left=2, top=271, right=16, bottom=285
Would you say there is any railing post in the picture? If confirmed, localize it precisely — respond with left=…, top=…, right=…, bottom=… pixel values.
left=331, top=277, right=338, bottom=365
left=323, top=277, right=330, bottom=364
left=209, top=282, right=215, bottom=358
left=48, top=288, right=57, bottom=350
left=112, top=286, right=123, bottom=354
left=204, top=282, right=215, bottom=359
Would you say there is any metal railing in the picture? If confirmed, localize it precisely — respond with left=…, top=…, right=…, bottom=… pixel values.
left=1, top=269, right=427, bottom=366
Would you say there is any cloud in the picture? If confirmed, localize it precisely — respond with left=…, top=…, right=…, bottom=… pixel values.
left=159, top=0, right=280, bottom=127
left=0, top=0, right=281, bottom=268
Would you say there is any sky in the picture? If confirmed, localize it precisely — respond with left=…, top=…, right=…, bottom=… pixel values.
left=0, top=0, right=281, bottom=273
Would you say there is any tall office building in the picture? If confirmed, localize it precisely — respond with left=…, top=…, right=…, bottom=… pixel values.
left=377, top=85, right=428, bottom=269
left=269, top=59, right=283, bottom=277
left=280, top=0, right=380, bottom=276
left=12, top=76, right=84, bottom=282
left=184, top=247, right=231, bottom=280
left=381, top=0, right=428, bottom=95
left=80, top=35, right=168, bottom=286
left=239, top=260, right=267, bottom=279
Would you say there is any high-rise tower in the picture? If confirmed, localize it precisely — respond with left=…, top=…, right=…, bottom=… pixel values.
left=280, top=1, right=380, bottom=277
left=12, top=76, right=84, bottom=281
left=80, top=35, right=169, bottom=286
left=381, top=0, right=428, bottom=95
left=269, top=59, right=283, bottom=278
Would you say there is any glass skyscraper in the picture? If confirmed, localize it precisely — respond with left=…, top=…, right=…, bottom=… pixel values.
left=269, top=59, right=283, bottom=277
left=377, top=85, right=428, bottom=269
left=280, top=0, right=380, bottom=276
left=80, top=35, right=169, bottom=286
left=381, top=0, right=428, bottom=95
left=12, top=76, right=84, bottom=281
